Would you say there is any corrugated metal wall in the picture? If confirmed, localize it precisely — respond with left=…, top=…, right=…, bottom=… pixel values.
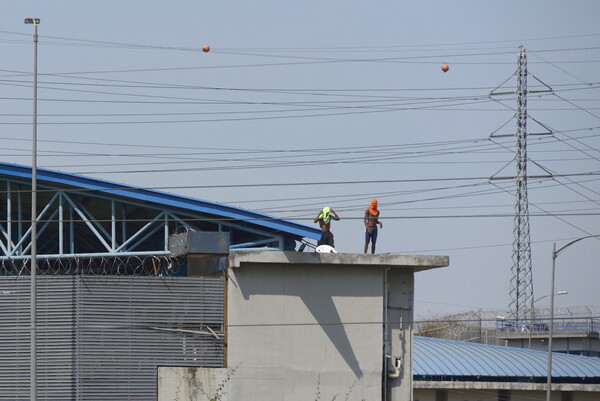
left=0, top=275, right=225, bottom=400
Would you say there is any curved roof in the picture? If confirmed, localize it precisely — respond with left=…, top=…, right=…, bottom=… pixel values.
left=414, top=336, right=600, bottom=378
left=0, top=162, right=321, bottom=241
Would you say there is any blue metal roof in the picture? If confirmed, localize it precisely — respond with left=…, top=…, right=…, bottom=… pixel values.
left=414, top=336, right=600, bottom=378
left=0, top=162, right=321, bottom=241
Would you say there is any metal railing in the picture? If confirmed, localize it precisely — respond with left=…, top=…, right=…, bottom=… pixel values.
left=496, top=317, right=599, bottom=334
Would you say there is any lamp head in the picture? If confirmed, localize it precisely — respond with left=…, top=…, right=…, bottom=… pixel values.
left=24, top=18, right=40, bottom=24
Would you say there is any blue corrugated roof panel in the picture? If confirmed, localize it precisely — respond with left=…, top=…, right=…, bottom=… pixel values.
left=414, top=336, right=600, bottom=378
left=0, top=162, right=321, bottom=241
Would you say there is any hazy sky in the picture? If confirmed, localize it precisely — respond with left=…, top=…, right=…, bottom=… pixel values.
left=3, top=1, right=599, bottom=319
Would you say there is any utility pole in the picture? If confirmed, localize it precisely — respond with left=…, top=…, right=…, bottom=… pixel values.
left=24, top=17, right=40, bottom=401
left=547, top=235, right=600, bottom=401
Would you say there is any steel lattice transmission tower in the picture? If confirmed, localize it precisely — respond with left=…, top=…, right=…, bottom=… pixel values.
left=490, top=47, right=553, bottom=322
left=510, top=46, right=534, bottom=321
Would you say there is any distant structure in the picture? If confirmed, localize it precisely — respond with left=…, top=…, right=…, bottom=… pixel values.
left=510, top=46, right=535, bottom=322
left=491, top=47, right=542, bottom=322
left=413, top=336, right=600, bottom=400
left=496, top=306, right=600, bottom=357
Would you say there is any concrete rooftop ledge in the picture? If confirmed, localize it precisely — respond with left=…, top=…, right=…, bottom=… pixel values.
left=228, top=250, right=449, bottom=272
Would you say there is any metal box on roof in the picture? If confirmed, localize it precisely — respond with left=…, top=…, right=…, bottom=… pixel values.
left=169, top=231, right=230, bottom=256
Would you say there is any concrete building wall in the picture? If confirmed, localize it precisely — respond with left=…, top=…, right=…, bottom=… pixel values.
left=500, top=320, right=600, bottom=357
left=386, top=268, right=415, bottom=401
left=157, top=250, right=449, bottom=401
left=158, top=367, right=231, bottom=401
left=226, top=261, right=384, bottom=401
left=504, top=336, right=600, bottom=357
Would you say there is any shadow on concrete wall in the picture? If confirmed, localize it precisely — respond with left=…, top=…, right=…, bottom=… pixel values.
left=233, top=263, right=383, bottom=379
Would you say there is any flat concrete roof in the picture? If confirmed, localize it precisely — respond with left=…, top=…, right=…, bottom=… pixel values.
left=228, top=251, right=449, bottom=272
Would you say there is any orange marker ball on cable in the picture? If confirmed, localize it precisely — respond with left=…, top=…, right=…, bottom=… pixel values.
left=441, top=64, right=449, bottom=72
left=202, top=45, right=210, bottom=52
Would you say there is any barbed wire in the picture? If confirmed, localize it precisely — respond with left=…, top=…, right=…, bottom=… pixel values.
left=0, top=254, right=185, bottom=276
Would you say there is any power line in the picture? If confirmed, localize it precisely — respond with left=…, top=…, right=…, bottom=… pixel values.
left=4, top=29, right=600, bottom=51
left=0, top=125, right=594, bottom=155
left=1, top=212, right=599, bottom=227
left=2, top=172, right=597, bottom=195
left=265, top=178, right=600, bottom=215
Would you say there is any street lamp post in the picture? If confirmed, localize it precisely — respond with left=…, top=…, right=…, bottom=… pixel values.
left=547, top=235, right=600, bottom=401
left=24, top=17, right=40, bottom=401
left=534, top=291, right=567, bottom=305
left=528, top=291, right=567, bottom=349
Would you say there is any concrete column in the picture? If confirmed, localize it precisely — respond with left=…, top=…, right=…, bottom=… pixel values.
left=386, top=269, right=414, bottom=401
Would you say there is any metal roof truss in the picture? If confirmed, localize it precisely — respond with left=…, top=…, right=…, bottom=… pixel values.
left=1, top=176, right=286, bottom=262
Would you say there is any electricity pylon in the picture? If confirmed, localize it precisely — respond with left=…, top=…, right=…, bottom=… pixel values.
left=490, top=46, right=552, bottom=322
left=510, top=46, right=534, bottom=321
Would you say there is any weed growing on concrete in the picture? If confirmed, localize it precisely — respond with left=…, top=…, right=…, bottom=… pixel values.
left=199, top=365, right=238, bottom=401
left=313, top=375, right=322, bottom=401
left=314, top=377, right=364, bottom=401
